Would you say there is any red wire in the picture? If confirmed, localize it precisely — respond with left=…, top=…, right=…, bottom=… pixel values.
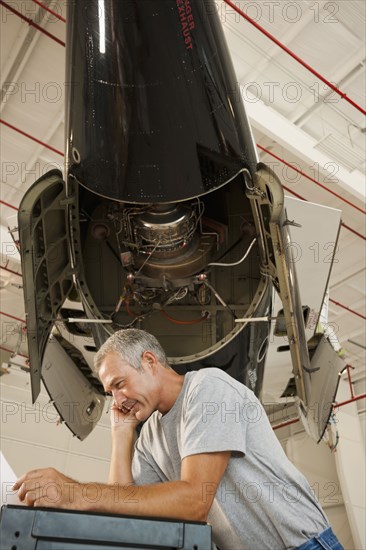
left=31, top=0, right=66, bottom=23
left=0, top=1, right=65, bottom=47
left=257, top=145, right=366, bottom=215
left=0, top=119, right=64, bottom=157
left=223, top=0, right=366, bottom=116
left=125, top=300, right=137, bottom=318
left=160, top=310, right=208, bottom=325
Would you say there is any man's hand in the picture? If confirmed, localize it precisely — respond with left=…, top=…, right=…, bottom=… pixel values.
left=110, top=401, right=141, bottom=434
left=11, top=452, right=231, bottom=520
left=13, top=468, right=82, bottom=509
left=108, top=401, right=139, bottom=485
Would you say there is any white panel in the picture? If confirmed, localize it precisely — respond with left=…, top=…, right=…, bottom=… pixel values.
left=245, top=93, right=366, bottom=201
left=263, top=197, right=342, bottom=401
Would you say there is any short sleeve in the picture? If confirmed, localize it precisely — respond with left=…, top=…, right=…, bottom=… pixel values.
left=181, top=374, right=257, bottom=459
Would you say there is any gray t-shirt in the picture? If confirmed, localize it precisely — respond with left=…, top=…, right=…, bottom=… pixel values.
left=132, top=368, right=329, bottom=549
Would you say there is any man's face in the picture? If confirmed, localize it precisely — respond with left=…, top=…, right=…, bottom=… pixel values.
left=98, top=352, right=158, bottom=421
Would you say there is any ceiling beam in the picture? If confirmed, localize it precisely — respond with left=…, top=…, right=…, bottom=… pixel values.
left=245, top=90, right=365, bottom=201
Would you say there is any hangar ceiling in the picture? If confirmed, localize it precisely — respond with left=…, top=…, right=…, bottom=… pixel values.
left=0, top=0, right=365, bottom=395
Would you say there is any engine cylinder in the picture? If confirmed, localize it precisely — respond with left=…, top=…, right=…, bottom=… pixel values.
left=133, top=205, right=196, bottom=254
left=65, top=0, right=258, bottom=203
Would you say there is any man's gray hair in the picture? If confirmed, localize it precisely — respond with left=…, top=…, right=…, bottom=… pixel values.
left=94, top=328, right=170, bottom=371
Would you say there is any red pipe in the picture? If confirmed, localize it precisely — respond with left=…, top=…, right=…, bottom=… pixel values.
left=0, top=265, right=22, bottom=277
left=339, top=222, right=366, bottom=241
left=257, top=145, right=366, bottom=215
left=334, top=394, right=366, bottom=408
left=277, top=184, right=366, bottom=242
left=272, top=394, right=366, bottom=431
left=223, top=0, right=366, bottom=116
left=0, top=199, right=19, bottom=211
left=4, top=0, right=365, bottom=118
left=2, top=120, right=364, bottom=240
left=31, top=0, right=66, bottom=23
left=0, top=311, right=26, bottom=324
left=0, top=345, right=29, bottom=360
left=0, top=119, right=64, bottom=157
left=273, top=417, right=300, bottom=430
left=1, top=205, right=365, bottom=323
left=0, top=1, right=65, bottom=47
left=4, top=0, right=365, bottom=119
left=329, top=299, right=366, bottom=320
left=282, top=185, right=305, bottom=201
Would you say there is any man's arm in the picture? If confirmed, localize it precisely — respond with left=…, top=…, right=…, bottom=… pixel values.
left=109, top=430, right=135, bottom=485
left=108, top=403, right=139, bottom=485
left=14, top=451, right=230, bottom=522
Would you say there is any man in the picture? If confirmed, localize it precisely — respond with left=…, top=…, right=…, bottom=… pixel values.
left=14, top=328, right=343, bottom=550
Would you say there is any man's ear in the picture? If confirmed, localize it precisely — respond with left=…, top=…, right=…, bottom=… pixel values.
left=142, top=350, right=157, bottom=370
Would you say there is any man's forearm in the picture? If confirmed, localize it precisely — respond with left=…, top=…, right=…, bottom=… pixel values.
left=14, top=453, right=224, bottom=521
left=80, top=480, right=207, bottom=522
left=108, top=430, right=135, bottom=485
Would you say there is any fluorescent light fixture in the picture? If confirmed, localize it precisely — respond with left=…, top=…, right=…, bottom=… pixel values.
left=98, top=0, right=106, bottom=54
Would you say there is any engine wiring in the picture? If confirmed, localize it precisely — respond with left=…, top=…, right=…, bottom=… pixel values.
left=243, top=168, right=255, bottom=191
left=197, top=283, right=211, bottom=306
left=111, top=302, right=148, bottom=328
left=111, top=286, right=149, bottom=327
left=106, top=198, right=255, bottom=327
left=113, top=286, right=209, bottom=327
left=199, top=276, right=237, bottom=320
left=208, top=238, right=257, bottom=267
left=110, top=312, right=144, bottom=329
left=160, top=309, right=209, bottom=325
left=135, top=241, right=160, bottom=276
left=163, top=287, right=189, bottom=305
left=213, top=232, right=245, bottom=263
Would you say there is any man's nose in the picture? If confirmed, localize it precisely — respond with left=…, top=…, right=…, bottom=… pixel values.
left=112, top=390, right=126, bottom=404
